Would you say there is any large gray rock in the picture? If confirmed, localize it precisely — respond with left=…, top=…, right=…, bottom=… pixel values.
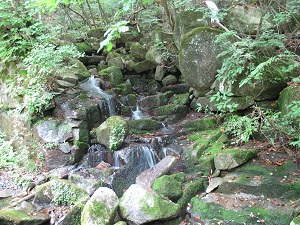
left=119, top=184, right=180, bottom=224
left=214, top=148, right=257, bottom=170
left=136, top=155, right=178, bottom=187
left=225, top=5, right=274, bottom=35
left=173, top=10, right=209, bottom=48
left=278, top=86, right=300, bottom=115
left=95, top=116, right=129, bottom=151
left=81, top=187, right=119, bottom=225
left=179, top=27, right=225, bottom=93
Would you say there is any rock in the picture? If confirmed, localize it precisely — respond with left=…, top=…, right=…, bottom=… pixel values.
left=214, top=148, right=257, bottom=170
left=162, top=75, right=177, bottom=86
left=107, top=57, right=125, bottom=70
left=129, top=118, right=162, bottom=134
left=179, top=27, right=225, bottom=93
left=152, top=172, right=186, bottom=201
left=119, top=184, right=180, bottom=224
left=99, top=66, right=124, bottom=87
left=225, top=5, right=274, bottom=35
left=130, top=42, right=146, bottom=61
left=81, top=187, right=119, bottom=225
left=145, top=46, right=164, bottom=65
left=95, top=116, right=129, bottom=151
left=69, top=173, right=101, bottom=196
left=114, top=222, right=127, bottom=225
left=278, top=86, right=300, bottom=115
left=139, top=92, right=172, bottom=111
left=161, top=83, right=190, bottom=94
left=49, top=166, right=73, bottom=179
left=291, top=216, right=300, bottom=225
left=154, top=104, right=188, bottom=123
left=194, top=96, right=255, bottom=112
left=67, top=59, right=90, bottom=81
left=33, top=178, right=89, bottom=206
left=133, top=60, right=156, bottom=73
left=136, top=155, right=178, bottom=187
left=0, top=190, right=12, bottom=199
left=0, top=209, right=50, bottom=225
left=173, top=10, right=209, bottom=48
left=184, top=117, right=217, bottom=132
left=76, top=42, right=93, bottom=54
left=154, top=64, right=164, bottom=81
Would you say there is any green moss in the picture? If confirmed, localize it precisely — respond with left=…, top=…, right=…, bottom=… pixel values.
left=177, top=178, right=206, bottom=209
left=114, top=82, right=133, bottom=96
left=190, top=197, right=291, bottom=225
left=129, top=118, right=162, bottom=134
left=184, top=117, right=218, bottom=132
left=76, top=42, right=92, bottom=53
left=133, top=60, right=155, bottom=73
left=99, top=66, right=124, bottom=86
left=171, top=93, right=189, bottom=105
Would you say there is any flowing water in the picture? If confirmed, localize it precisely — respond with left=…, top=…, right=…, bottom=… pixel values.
left=80, top=76, right=116, bottom=116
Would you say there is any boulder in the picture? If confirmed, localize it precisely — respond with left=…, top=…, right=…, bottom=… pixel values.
left=119, top=184, right=180, bottom=224
left=81, top=187, right=119, bottom=225
left=173, top=10, right=209, bottom=48
left=129, top=118, right=162, bottom=134
left=33, top=178, right=89, bottom=206
left=69, top=173, right=101, bottom=196
left=145, top=46, right=164, bottom=65
left=179, top=27, right=225, bottom=93
left=99, top=66, right=124, bottom=87
left=278, top=86, right=300, bottom=115
left=214, top=148, right=257, bottom=170
left=133, top=60, right=156, bottom=73
left=152, top=172, right=186, bottom=201
left=162, top=75, right=177, bottom=86
left=225, top=5, right=274, bottom=35
left=139, top=92, right=172, bottom=111
left=0, top=209, right=50, bottom=225
left=107, top=57, right=125, bottom=70
left=95, top=116, right=129, bottom=151
left=154, top=64, right=164, bottom=81
left=130, top=42, right=146, bottom=61
left=136, top=155, right=178, bottom=187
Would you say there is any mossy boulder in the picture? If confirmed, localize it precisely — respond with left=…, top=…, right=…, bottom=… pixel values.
left=152, top=172, right=186, bottom=201
left=170, top=93, right=189, bottom=105
left=162, top=75, right=177, bottom=86
left=278, top=86, right=300, bottom=115
left=99, top=66, right=124, bottom=87
left=129, top=118, right=162, bottom=134
left=133, top=60, right=156, bottom=73
left=139, top=92, right=172, bottom=110
left=0, top=209, right=50, bottom=225
left=67, top=59, right=90, bottom=81
left=114, top=222, right=127, bottom=225
left=113, top=82, right=133, bottom=96
left=184, top=117, right=218, bottom=132
left=145, top=46, right=164, bottom=65
left=76, top=42, right=93, bottom=54
left=107, top=57, right=125, bottom=70
left=119, top=184, right=180, bottom=224
left=130, top=42, right=146, bottom=61
left=179, top=27, right=225, bottom=93
left=81, top=187, right=119, bottom=225
left=214, top=148, right=257, bottom=170
left=33, top=178, right=89, bottom=206
left=95, top=116, right=129, bottom=151
left=173, top=10, right=209, bottom=48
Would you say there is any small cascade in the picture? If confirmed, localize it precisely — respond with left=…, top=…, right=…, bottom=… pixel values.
left=80, top=76, right=116, bottom=116
left=83, top=144, right=114, bottom=167
left=131, top=101, right=145, bottom=120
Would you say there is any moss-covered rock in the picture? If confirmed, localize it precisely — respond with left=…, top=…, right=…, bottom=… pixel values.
left=95, top=116, right=129, bottom=151
left=76, top=42, right=92, bottom=54
left=33, top=178, right=89, bottom=206
left=162, top=75, right=177, bottom=86
left=67, top=59, right=90, bottom=81
left=278, top=86, right=300, bottom=115
left=184, top=117, right=218, bottom=132
left=130, top=42, right=146, bottom=61
left=81, top=187, right=119, bottom=225
left=177, top=178, right=206, bottom=209
left=99, top=66, right=124, bottom=87
left=152, top=172, right=185, bottom=201
left=170, top=93, right=189, bottom=106
left=214, top=148, right=257, bottom=170
left=0, top=209, right=50, bottom=225
left=119, top=184, right=180, bottom=224
left=114, top=222, right=127, bottom=225
left=129, top=118, right=162, bottom=134
left=133, top=60, right=156, bottom=73
left=113, top=82, right=133, bottom=96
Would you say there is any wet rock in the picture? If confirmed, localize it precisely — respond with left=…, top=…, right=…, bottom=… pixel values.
left=154, top=104, right=188, bottom=123
left=119, top=184, right=180, bottom=224
left=0, top=209, right=50, bottom=225
left=129, top=118, right=162, bottom=134
left=81, top=187, right=119, bottom=225
left=161, top=83, right=189, bottom=94
left=95, top=116, right=129, bottom=151
left=99, top=66, right=124, bottom=87
left=139, top=92, right=171, bottom=111
left=33, top=178, right=89, bottom=206
left=152, top=172, right=186, bottom=201
left=136, top=155, right=178, bottom=187
left=179, top=27, right=225, bottom=93
left=214, top=148, right=257, bottom=170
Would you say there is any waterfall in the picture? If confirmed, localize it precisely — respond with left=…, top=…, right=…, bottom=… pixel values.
left=131, top=101, right=145, bottom=120
left=80, top=76, right=116, bottom=116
